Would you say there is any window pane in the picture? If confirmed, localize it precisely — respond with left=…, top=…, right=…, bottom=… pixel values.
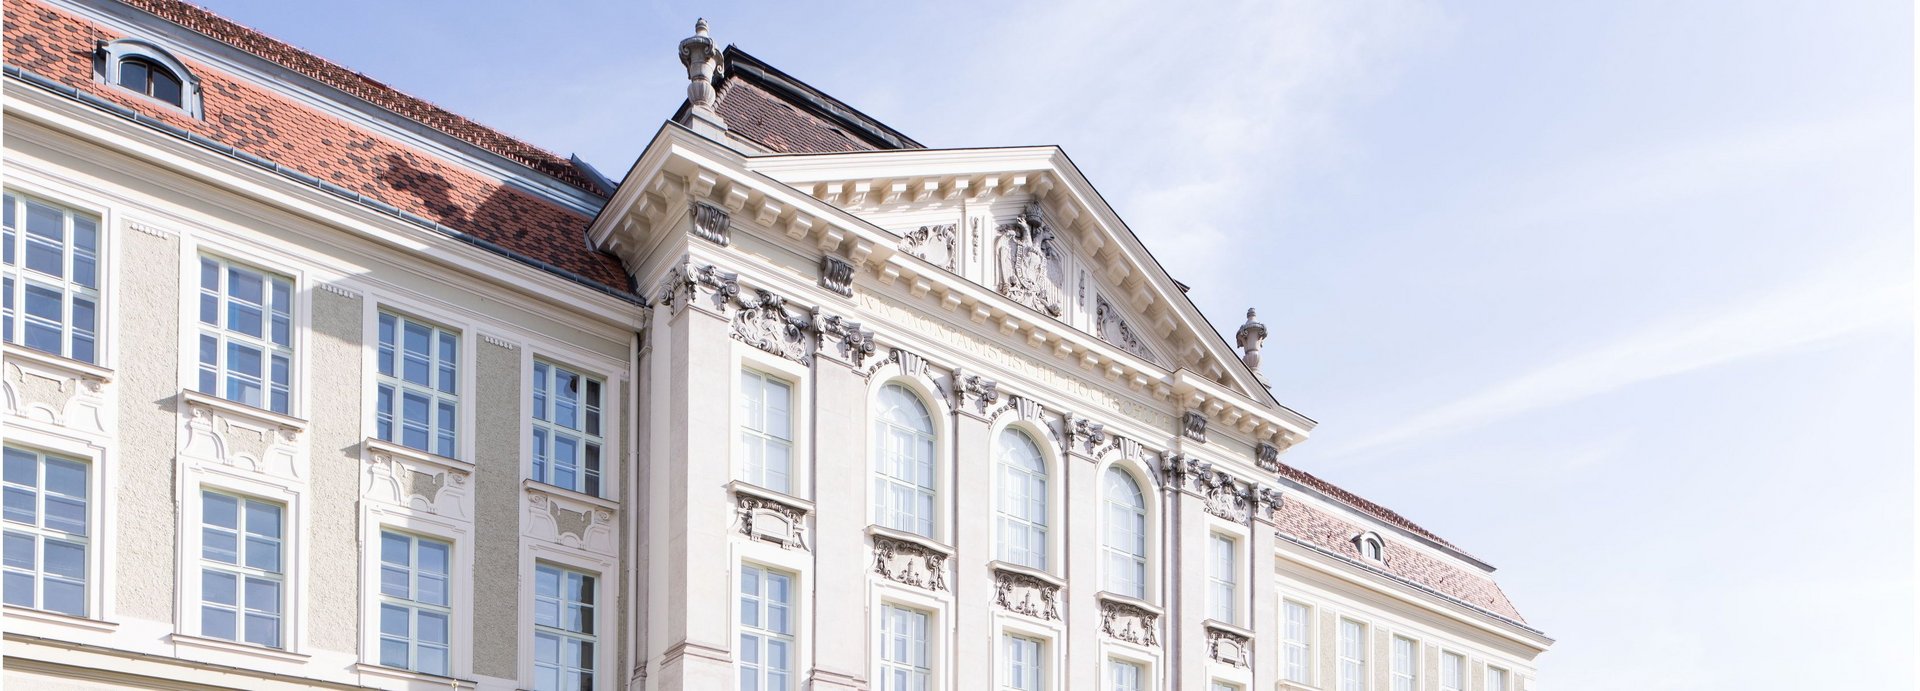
left=117, top=59, right=148, bottom=91
left=152, top=68, right=183, bottom=106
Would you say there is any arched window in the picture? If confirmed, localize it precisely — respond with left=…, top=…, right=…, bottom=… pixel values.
left=1355, top=533, right=1385, bottom=563
left=117, top=57, right=183, bottom=107
left=873, top=383, right=935, bottom=537
left=995, top=428, right=1047, bottom=569
left=1102, top=467, right=1148, bottom=599
left=96, top=39, right=201, bottom=117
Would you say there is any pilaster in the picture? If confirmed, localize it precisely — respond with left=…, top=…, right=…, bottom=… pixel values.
left=951, top=368, right=996, bottom=678
left=809, top=330, right=870, bottom=690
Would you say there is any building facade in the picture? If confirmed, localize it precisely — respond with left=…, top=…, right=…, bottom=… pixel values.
left=0, top=1, right=1552, bottom=689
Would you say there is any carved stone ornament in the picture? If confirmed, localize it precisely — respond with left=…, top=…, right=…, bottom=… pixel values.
left=900, top=223, right=958, bottom=272
left=690, top=201, right=731, bottom=246
left=951, top=368, right=1000, bottom=415
left=1199, top=470, right=1251, bottom=523
left=731, top=288, right=814, bottom=364
left=1206, top=623, right=1253, bottom=669
left=1159, top=453, right=1191, bottom=489
left=1236, top=308, right=1270, bottom=388
left=816, top=312, right=876, bottom=367
left=677, top=19, right=720, bottom=109
left=995, top=205, right=1065, bottom=317
left=992, top=568, right=1062, bottom=621
left=363, top=444, right=472, bottom=520
left=3, top=354, right=109, bottom=434
left=1096, top=294, right=1158, bottom=364
left=735, top=488, right=809, bottom=550
left=872, top=532, right=948, bottom=592
left=1182, top=410, right=1209, bottom=443
left=819, top=255, right=856, bottom=297
left=1099, top=597, right=1160, bottom=647
left=1255, top=442, right=1280, bottom=473
left=656, top=261, right=738, bottom=312
left=989, top=395, right=1046, bottom=424
left=1253, top=485, right=1283, bottom=520
left=1069, top=414, right=1107, bottom=455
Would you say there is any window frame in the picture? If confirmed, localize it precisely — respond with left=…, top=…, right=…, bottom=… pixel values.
left=876, top=601, right=935, bottom=691
left=738, top=562, right=798, bottom=691
left=1, top=445, right=91, bottom=618
left=999, top=631, right=1046, bottom=691
left=528, top=358, right=608, bottom=497
left=374, top=310, right=462, bottom=460
left=735, top=350, right=801, bottom=497
left=2, top=190, right=104, bottom=365
left=1337, top=618, right=1368, bottom=691
left=1439, top=649, right=1466, bottom=691
left=372, top=529, right=454, bottom=677
left=870, top=378, right=942, bottom=540
left=1281, top=599, right=1314, bottom=685
left=992, top=425, right=1051, bottom=571
left=357, top=501, right=474, bottom=683
left=1099, top=464, right=1151, bottom=601
left=1206, top=532, right=1239, bottom=625
left=0, top=430, right=111, bottom=635
left=1485, top=665, right=1510, bottom=691
left=529, top=561, right=600, bottom=691
left=1105, top=656, right=1148, bottom=691
left=172, top=464, right=307, bottom=661
left=1390, top=634, right=1419, bottom=691
left=194, top=487, right=287, bottom=650
left=193, top=253, right=298, bottom=416
left=94, top=38, right=203, bottom=117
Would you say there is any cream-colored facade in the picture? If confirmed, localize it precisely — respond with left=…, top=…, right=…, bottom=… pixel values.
left=1, top=3, right=1549, bottom=690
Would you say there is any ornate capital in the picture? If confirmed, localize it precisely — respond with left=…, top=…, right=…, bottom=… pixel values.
left=690, top=200, right=730, bottom=246
left=1182, top=410, right=1209, bottom=443
left=816, top=312, right=875, bottom=368
left=1067, top=414, right=1107, bottom=455
left=655, top=261, right=737, bottom=314
left=951, top=367, right=1000, bottom=415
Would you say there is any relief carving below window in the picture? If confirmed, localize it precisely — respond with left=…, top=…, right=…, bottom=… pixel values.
left=899, top=223, right=958, bottom=272
left=1206, top=623, right=1253, bottom=668
left=731, top=288, right=814, bottom=364
left=992, top=567, right=1062, bottom=621
left=1096, top=294, right=1158, bottom=364
left=734, top=487, right=809, bottom=550
left=1099, top=597, right=1161, bottom=647
left=871, top=532, right=948, bottom=592
left=995, top=206, right=1064, bottom=317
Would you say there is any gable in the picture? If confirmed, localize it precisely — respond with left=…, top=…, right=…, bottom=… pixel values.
left=745, top=147, right=1268, bottom=401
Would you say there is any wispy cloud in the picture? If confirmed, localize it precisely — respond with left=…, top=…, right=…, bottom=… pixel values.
left=1327, top=256, right=1910, bottom=459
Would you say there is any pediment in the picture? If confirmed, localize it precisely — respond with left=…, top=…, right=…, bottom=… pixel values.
left=745, top=147, right=1267, bottom=402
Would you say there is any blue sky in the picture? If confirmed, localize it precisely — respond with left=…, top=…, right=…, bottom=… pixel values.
left=189, top=1, right=1913, bottom=687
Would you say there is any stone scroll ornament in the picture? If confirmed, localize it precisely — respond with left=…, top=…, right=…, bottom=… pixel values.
left=993, top=570, right=1062, bottom=621
left=1100, top=599, right=1160, bottom=647
left=1096, top=294, right=1158, bottom=363
left=995, top=205, right=1065, bottom=317
left=900, top=223, right=959, bottom=272
left=872, top=534, right=948, bottom=592
left=731, top=289, right=814, bottom=363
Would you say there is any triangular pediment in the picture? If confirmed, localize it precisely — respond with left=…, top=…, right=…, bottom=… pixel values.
left=744, top=146, right=1273, bottom=404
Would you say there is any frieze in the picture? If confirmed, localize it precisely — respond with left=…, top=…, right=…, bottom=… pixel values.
left=731, top=288, right=814, bottom=364
left=656, top=261, right=739, bottom=313
left=690, top=200, right=731, bottom=246
left=992, top=565, right=1062, bottom=621
left=899, top=223, right=958, bottom=272
left=1099, top=596, right=1161, bottom=647
left=871, top=530, right=949, bottom=592
left=994, top=205, right=1065, bottom=317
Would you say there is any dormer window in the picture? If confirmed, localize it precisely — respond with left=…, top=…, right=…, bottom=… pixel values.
left=117, top=57, right=183, bottom=106
left=1354, top=532, right=1386, bottom=563
left=95, top=39, right=202, bottom=117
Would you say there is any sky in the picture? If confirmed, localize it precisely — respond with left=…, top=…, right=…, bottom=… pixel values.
left=186, top=1, right=1913, bottom=687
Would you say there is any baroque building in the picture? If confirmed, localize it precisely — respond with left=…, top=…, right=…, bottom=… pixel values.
left=0, top=1, right=1552, bottom=689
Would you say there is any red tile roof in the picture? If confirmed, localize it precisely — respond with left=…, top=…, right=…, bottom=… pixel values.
left=716, top=77, right=885, bottom=155
left=1276, top=460, right=1469, bottom=555
left=4, top=0, right=630, bottom=290
left=114, top=0, right=602, bottom=195
left=1274, top=496, right=1528, bottom=623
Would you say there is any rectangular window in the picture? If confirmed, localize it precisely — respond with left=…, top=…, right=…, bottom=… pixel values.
left=738, top=369, right=794, bottom=494
left=377, top=531, right=451, bottom=676
left=2, top=447, right=88, bottom=616
left=376, top=312, right=459, bottom=458
left=1282, top=601, right=1312, bottom=683
left=879, top=604, right=931, bottom=691
left=533, top=563, right=596, bottom=691
left=1487, top=667, right=1509, bottom=691
left=531, top=361, right=604, bottom=496
left=1002, top=634, right=1042, bottom=691
left=2, top=193, right=100, bottom=363
left=739, top=565, right=794, bottom=691
left=1107, top=659, right=1143, bottom=691
left=1207, top=533, right=1236, bottom=624
left=1210, top=683, right=1241, bottom=691
left=200, top=490, right=283, bottom=648
left=1338, top=619, right=1366, bottom=691
left=197, top=256, right=293, bottom=414
left=1440, top=652, right=1464, bottom=691
left=1391, top=636, right=1417, bottom=691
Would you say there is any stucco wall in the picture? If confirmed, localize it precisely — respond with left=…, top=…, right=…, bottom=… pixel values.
left=473, top=338, right=522, bottom=678
left=305, top=286, right=362, bottom=652
left=113, top=225, right=177, bottom=622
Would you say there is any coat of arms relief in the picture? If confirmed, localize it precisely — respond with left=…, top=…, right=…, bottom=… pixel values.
left=995, top=205, right=1066, bottom=317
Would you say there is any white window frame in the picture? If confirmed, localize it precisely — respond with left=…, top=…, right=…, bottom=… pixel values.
left=517, top=542, right=615, bottom=690
left=993, top=426, right=1050, bottom=571
left=1486, top=665, right=1510, bottom=691
left=1355, top=532, right=1386, bottom=563
left=877, top=601, right=935, bottom=691
left=194, top=253, right=297, bottom=415
left=0, top=427, right=113, bottom=637
left=871, top=379, right=940, bottom=539
left=374, top=310, right=461, bottom=459
left=1106, top=656, right=1147, bottom=691
left=738, top=562, right=797, bottom=691
left=357, top=502, right=474, bottom=686
left=1337, top=618, right=1367, bottom=691
left=1210, top=682, right=1242, bottom=691
left=172, top=463, right=308, bottom=664
left=194, top=487, right=286, bottom=649
left=733, top=341, right=809, bottom=499
left=1390, top=634, right=1418, bottom=691
left=1439, top=650, right=1466, bottom=691
left=530, top=561, right=600, bottom=691
left=373, top=529, right=454, bottom=677
left=1000, top=632, right=1045, bottom=691
left=1100, top=464, right=1150, bottom=600
left=1281, top=600, right=1314, bottom=684
left=2, top=445, right=90, bottom=618
left=2, top=190, right=103, bottom=364
left=529, top=358, right=607, bottom=497
left=1206, top=532, right=1238, bottom=625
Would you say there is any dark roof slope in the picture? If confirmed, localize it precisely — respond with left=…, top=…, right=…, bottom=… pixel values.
left=114, top=0, right=604, bottom=195
left=5, top=0, right=630, bottom=289
left=687, top=46, right=923, bottom=154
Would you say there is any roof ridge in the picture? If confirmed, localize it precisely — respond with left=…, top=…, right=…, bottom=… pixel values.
left=1275, top=461, right=1475, bottom=559
left=113, top=0, right=602, bottom=194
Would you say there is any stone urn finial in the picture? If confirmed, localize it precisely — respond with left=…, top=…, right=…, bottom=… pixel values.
left=678, top=18, right=721, bottom=112
left=1236, top=308, right=1269, bottom=386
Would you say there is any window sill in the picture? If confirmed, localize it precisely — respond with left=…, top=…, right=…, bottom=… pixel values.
left=1096, top=591, right=1162, bottom=616
left=728, top=480, right=814, bottom=514
left=864, top=524, right=952, bottom=556
left=169, top=632, right=310, bottom=664
left=365, top=437, right=474, bottom=475
left=2, top=604, right=120, bottom=633
left=353, top=662, right=476, bottom=688
left=2, top=343, right=114, bottom=384
left=1203, top=618, right=1254, bottom=639
left=522, top=478, right=619, bottom=511
left=988, top=560, right=1063, bottom=588
left=180, top=388, right=308, bottom=434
